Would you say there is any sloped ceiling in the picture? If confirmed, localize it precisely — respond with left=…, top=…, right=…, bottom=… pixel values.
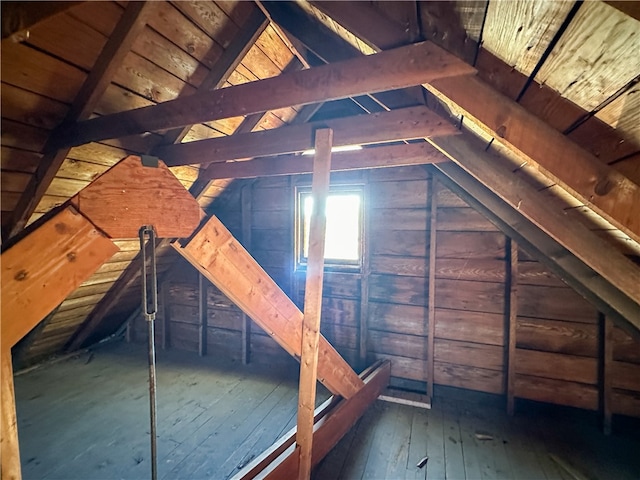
left=1, top=0, right=639, bottom=365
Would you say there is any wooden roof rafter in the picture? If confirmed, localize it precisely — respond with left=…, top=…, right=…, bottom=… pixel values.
left=4, top=1, right=153, bottom=242
left=308, top=1, right=640, bottom=244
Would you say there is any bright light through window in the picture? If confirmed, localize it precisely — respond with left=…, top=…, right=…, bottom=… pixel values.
left=298, top=187, right=363, bottom=269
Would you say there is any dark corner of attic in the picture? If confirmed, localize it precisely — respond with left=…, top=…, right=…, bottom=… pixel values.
left=2, top=1, right=640, bottom=480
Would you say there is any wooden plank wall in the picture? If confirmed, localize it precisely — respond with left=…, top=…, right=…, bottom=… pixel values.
left=130, top=165, right=640, bottom=419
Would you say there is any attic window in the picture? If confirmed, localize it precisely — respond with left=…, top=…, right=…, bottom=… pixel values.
left=296, top=185, right=363, bottom=271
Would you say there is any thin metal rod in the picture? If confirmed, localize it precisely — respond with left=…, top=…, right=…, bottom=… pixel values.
left=139, top=225, right=158, bottom=480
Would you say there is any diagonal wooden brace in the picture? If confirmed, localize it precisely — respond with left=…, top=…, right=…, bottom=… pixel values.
left=173, top=215, right=365, bottom=399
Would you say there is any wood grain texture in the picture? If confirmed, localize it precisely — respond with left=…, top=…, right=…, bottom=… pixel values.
left=1, top=206, right=118, bottom=352
left=200, top=143, right=448, bottom=181
left=175, top=215, right=363, bottom=398
left=157, top=105, right=456, bottom=166
left=297, top=128, right=332, bottom=479
left=1, top=353, right=21, bottom=480
left=74, top=156, right=201, bottom=239
left=56, top=41, right=475, bottom=148
left=514, top=374, right=599, bottom=410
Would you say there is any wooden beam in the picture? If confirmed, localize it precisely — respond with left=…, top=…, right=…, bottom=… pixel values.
left=234, top=360, right=390, bottom=480
left=426, top=177, right=437, bottom=399
left=155, top=105, right=456, bottom=167
left=431, top=134, right=640, bottom=314
left=358, top=174, right=371, bottom=367
left=201, top=143, right=448, bottom=181
left=1, top=353, right=21, bottom=480
left=198, top=274, right=207, bottom=357
left=311, top=0, right=640, bottom=244
left=173, top=215, right=364, bottom=398
left=241, top=184, right=252, bottom=365
left=1, top=206, right=118, bottom=354
left=433, top=161, right=640, bottom=338
left=506, top=239, right=518, bottom=416
left=6, top=2, right=152, bottom=241
left=297, top=128, right=332, bottom=480
left=159, top=8, right=268, bottom=146
left=427, top=76, right=640, bottom=244
left=53, top=41, right=475, bottom=149
left=71, top=156, right=201, bottom=239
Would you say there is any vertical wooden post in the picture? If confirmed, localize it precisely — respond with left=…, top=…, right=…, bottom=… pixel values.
left=241, top=184, right=253, bottom=365
left=198, top=274, right=208, bottom=357
left=161, top=282, right=170, bottom=350
left=1, top=353, right=21, bottom=480
left=506, top=239, right=518, bottom=415
left=297, top=128, right=333, bottom=480
left=603, top=315, right=614, bottom=435
left=427, top=176, right=437, bottom=399
left=358, top=173, right=371, bottom=369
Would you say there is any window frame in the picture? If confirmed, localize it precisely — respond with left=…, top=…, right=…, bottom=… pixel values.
left=294, top=184, right=365, bottom=273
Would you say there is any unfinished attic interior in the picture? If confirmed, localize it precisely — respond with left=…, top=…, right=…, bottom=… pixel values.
left=2, top=0, right=640, bottom=478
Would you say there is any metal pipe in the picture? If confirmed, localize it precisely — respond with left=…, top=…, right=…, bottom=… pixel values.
left=139, top=225, right=158, bottom=480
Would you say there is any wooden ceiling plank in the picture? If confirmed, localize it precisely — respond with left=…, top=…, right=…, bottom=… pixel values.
left=155, top=105, right=457, bottom=166
left=312, top=0, right=640, bottom=244
left=6, top=1, right=153, bottom=241
left=201, top=143, right=448, bottom=180
left=53, top=41, right=475, bottom=149
left=430, top=133, right=640, bottom=320
left=160, top=8, right=268, bottom=146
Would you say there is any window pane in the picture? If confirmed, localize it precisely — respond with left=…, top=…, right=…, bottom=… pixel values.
left=301, top=192, right=361, bottom=263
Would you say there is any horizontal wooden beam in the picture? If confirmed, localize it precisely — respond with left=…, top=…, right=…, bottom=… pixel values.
left=1, top=206, right=118, bottom=353
left=202, top=143, right=448, bottom=180
left=174, top=215, right=364, bottom=399
left=434, top=164, right=640, bottom=340
left=155, top=105, right=456, bottom=166
left=233, top=360, right=390, bottom=480
left=311, top=0, right=640, bottom=244
left=53, top=41, right=475, bottom=149
left=70, top=155, right=202, bottom=239
left=430, top=134, right=640, bottom=329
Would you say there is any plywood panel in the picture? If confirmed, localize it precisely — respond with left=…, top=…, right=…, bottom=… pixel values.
left=434, top=308, right=505, bottom=346
left=483, top=0, right=574, bottom=76
left=368, top=302, right=428, bottom=337
left=535, top=1, right=640, bottom=111
left=514, top=374, right=598, bottom=410
left=596, top=86, right=640, bottom=147
left=516, top=317, right=598, bottom=357
left=518, top=285, right=598, bottom=323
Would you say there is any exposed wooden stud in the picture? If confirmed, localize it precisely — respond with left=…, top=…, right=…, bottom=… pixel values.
left=201, top=142, right=448, bottom=181
left=603, top=315, right=614, bottom=434
left=507, top=238, right=518, bottom=416
left=431, top=134, right=640, bottom=326
left=241, top=184, right=252, bottom=365
left=174, top=215, right=364, bottom=398
left=433, top=163, right=640, bottom=339
left=159, top=8, right=269, bottom=146
left=6, top=2, right=152, bottom=241
left=156, top=105, right=457, bottom=167
left=198, top=274, right=208, bottom=357
left=1, top=353, right=21, bottom=480
left=358, top=173, right=371, bottom=367
left=1, top=206, right=118, bottom=353
left=297, top=128, right=333, bottom=480
left=54, top=41, right=475, bottom=148
left=426, top=176, right=437, bottom=398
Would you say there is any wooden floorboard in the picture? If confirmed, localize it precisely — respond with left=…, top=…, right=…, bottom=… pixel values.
left=14, top=342, right=640, bottom=480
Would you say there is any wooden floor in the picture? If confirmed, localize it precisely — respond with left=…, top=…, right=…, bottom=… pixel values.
left=14, top=341, right=640, bottom=480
